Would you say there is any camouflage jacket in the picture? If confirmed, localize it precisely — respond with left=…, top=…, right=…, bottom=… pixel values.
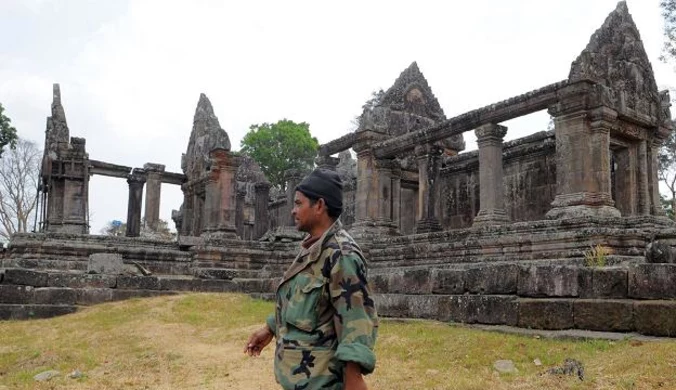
left=266, top=220, right=378, bottom=390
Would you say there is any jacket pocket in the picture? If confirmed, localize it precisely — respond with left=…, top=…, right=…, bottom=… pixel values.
left=283, top=276, right=326, bottom=333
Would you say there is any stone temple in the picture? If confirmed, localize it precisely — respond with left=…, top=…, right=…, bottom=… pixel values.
left=2, top=2, right=676, bottom=336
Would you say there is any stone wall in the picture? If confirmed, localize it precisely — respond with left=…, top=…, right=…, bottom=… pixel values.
left=440, top=131, right=556, bottom=229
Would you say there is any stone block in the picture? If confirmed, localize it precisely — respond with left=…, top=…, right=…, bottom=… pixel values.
left=201, top=279, right=239, bottom=292
left=466, top=295, right=519, bottom=325
left=387, top=269, right=433, bottom=295
left=573, top=300, right=633, bottom=332
left=405, top=295, right=441, bottom=319
left=4, top=269, right=48, bottom=287
left=633, top=301, right=676, bottom=337
left=373, top=294, right=409, bottom=318
left=465, top=264, right=518, bottom=294
left=437, top=296, right=470, bottom=323
left=0, top=304, right=77, bottom=320
left=370, top=273, right=390, bottom=294
left=518, top=265, right=580, bottom=297
left=0, top=269, right=4, bottom=283
left=111, top=289, right=177, bottom=302
left=48, top=273, right=117, bottom=289
left=431, top=269, right=464, bottom=294
left=579, top=267, right=627, bottom=299
left=116, top=276, right=161, bottom=290
left=33, top=288, right=78, bottom=305
left=88, top=253, right=125, bottom=275
left=518, top=299, right=574, bottom=330
left=0, top=285, right=34, bottom=304
left=158, top=278, right=202, bottom=291
left=194, top=268, right=237, bottom=280
left=76, top=288, right=114, bottom=305
left=628, top=264, right=676, bottom=299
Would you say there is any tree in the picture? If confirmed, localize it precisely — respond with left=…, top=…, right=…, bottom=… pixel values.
left=0, top=103, right=18, bottom=158
left=0, top=139, right=41, bottom=241
left=350, top=89, right=384, bottom=131
left=240, top=119, right=318, bottom=189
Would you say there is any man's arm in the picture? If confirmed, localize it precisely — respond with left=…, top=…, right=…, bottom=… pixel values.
left=328, top=250, right=378, bottom=375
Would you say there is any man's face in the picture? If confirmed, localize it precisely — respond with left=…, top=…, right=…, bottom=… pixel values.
left=292, top=191, right=317, bottom=233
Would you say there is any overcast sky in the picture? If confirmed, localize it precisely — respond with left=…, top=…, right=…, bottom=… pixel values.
left=0, top=0, right=673, bottom=234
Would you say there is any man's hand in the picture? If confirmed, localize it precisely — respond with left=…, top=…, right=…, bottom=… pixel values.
left=243, top=325, right=274, bottom=357
left=344, top=362, right=368, bottom=390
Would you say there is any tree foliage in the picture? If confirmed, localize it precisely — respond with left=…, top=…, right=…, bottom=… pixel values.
left=0, top=139, right=41, bottom=240
left=662, top=0, right=676, bottom=63
left=240, top=119, right=318, bottom=189
left=100, top=220, right=126, bottom=236
left=0, top=103, right=18, bottom=158
left=350, top=89, right=384, bottom=131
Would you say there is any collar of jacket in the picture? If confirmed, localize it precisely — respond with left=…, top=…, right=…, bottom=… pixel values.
left=279, top=219, right=343, bottom=285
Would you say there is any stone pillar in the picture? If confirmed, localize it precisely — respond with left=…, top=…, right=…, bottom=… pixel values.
left=637, top=140, right=650, bottom=216
left=284, top=169, right=307, bottom=226
left=375, top=158, right=395, bottom=225
left=315, top=155, right=340, bottom=171
left=649, top=140, right=667, bottom=216
left=391, top=163, right=402, bottom=229
left=546, top=83, right=620, bottom=219
left=203, top=148, right=241, bottom=237
left=235, top=186, right=246, bottom=238
left=415, top=144, right=443, bottom=233
left=473, top=123, right=510, bottom=226
left=254, top=182, right=272, bottom=239
left=143, top=163, right=165, bottom=231
left=126, top=168, right=146, bottom=237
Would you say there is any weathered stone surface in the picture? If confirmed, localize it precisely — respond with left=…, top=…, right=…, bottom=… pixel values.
left=111, top=289, right=176, bottom=302
left=4, top=269, right=49, bottom=287
left=200, top=279, right=239, bottom=292
left=437, top=295, right=518, bottom=326
left=88, top=253, right=125, bottom=275
left=0, top=285, right=34, bottom=304
left=518, top=299, right=574, bottom=330
left=578, top=267, right=627, bottom=299
left=573, top=300, right=633, bottom=332
left=195, top=268, right=237, bottom=280
left=33, top=288, right=78, bottom=305
left=116, top=276, right=161, bottom=290
left=0, top=304, right=77, bottom=320
left=628, top=264, right=676, bottom=299
left=34, top=370, right=60, bottom=382
left=75, top=288, right=114, bottom=305
left=431, top=269, right=465, bottom=294
left=48, top=273, right=117, bottom=289
left=493, top=360, right=518, bottom=374
left=633, top=300, right=676, bottom=337
left=518, top=266, right=580, bottom=297
left=373, top=294, right=410, bottom=318
left=465, top=264, right=518, bottom=294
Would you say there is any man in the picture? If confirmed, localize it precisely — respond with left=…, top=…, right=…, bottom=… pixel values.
left=244, top=168, right=378, bottom=390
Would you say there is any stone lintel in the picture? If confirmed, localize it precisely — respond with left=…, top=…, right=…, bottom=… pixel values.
left=352, top=129, right=388, bottom=154
left=143, top=163, right=166, bottom=173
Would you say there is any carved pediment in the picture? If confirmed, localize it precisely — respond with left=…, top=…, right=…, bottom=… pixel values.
left=379, top=62, right=445, bottom=121
left=183, top=94, right=231, bottom=180
left=569, top=2, right=660, bottom=120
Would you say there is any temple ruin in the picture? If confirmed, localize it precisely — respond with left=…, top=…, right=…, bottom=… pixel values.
left=2, top=2, right=676, bottom=337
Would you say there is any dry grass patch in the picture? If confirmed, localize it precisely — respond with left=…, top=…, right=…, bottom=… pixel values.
left=0, top=293, right=674, bottom=389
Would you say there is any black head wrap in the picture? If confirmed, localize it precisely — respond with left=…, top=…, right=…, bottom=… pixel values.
left=295, top=168, right=343, bottom=214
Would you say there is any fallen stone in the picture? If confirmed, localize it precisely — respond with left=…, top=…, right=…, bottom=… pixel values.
left=34, top=370, right=60, bottom=381
left=493, top=360, right=518, bottom=374
left=534, top=358, right=542, bottom=366
left=69, top=369, right=83, bottom=379
left=546, top=358, right=584, bottom=380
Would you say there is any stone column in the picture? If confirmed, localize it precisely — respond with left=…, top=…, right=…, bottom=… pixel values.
left=415, top=144, right=443, bottom=233
left=637, top=140, right=650, bottom=216
left=315, top=155, right=340, bottom=171
left=126, top=168, right=147, bottom=237
left=235, top=186, right=246, bottom=238
left=143, top=163, right=165, bottom=231
left=546, top=83, right=620, bottom=219
left=391, top=162, right=402, bottom=229
left=254, top=182, right=272, bottom=239
left=203, top=148, right=241, bottom=237
left=284, top=169, right=307, bottom=226
left=375, top=158, right=395, bottom=225
left=649, top=140, right=667, bottom=216
left=473, top=123, right=510, bottom=226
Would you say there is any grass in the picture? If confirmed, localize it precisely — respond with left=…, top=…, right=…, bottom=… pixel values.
left=0, top=294, right=674, bottom=389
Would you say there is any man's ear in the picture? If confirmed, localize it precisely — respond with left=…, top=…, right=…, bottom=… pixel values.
left=316, top=198, right=326, bottom=213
